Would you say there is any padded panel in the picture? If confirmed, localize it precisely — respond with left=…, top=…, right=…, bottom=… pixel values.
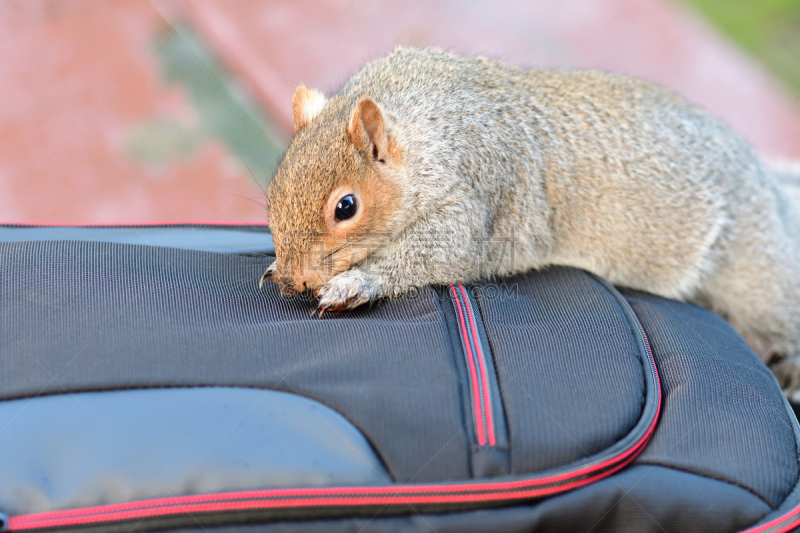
left=0, top=387, right=391, bottom=515
left=624, top=290, right=799, bottom=509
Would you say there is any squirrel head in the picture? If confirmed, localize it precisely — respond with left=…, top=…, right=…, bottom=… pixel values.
left=264, top=85, right=406, bottom=295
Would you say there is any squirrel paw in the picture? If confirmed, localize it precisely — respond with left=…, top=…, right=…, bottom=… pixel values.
left=315, top=270, right=380, bottom=315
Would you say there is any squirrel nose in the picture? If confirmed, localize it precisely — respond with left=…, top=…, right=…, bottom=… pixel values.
left=289, top=275, right=305, bottom=293
left=292, top=271, right=322, bottom=294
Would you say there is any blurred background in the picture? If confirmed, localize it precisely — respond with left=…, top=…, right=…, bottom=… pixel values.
left=1, top=0, right=799, bottom=224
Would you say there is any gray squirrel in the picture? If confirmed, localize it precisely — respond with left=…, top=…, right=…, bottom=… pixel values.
left=262, top=47, right=800, bottom=390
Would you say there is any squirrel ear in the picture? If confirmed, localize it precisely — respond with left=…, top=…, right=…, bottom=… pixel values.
left=348, top=97, right=392, bottom=165
left=291, top=85, right=327, bottom=132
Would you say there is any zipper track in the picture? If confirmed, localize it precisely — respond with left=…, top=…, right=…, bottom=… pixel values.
left=449, top=283, right=496, bottom=447
left=741, top=502, right=800, bottom=533
left=8, top=386, right=659, bottom=532
left=7, top=427, right=656, bottom=531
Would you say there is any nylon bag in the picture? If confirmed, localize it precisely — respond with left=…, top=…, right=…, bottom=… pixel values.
left=1, top=224, right=799, bottom=533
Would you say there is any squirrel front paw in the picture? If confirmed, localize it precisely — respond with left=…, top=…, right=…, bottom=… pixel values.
left=315, top=269, right=381, bottom=315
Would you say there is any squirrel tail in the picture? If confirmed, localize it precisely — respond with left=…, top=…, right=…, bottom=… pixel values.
left=763, top=156, right=800, bottom=207
left=764, top=156, right=800, bottom=181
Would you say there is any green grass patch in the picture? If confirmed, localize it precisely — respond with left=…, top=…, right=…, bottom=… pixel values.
left=682, top=0, right=800, bottom=94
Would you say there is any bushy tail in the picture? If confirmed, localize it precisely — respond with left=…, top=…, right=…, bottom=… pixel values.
left=763, top=156, right=800, bottom=207
left=765, top=156, right=800, bottom=178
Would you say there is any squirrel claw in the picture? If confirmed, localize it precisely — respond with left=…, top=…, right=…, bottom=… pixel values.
left=314, top=302, right=347, bottom=319
left=259, top=261, right=278, bottom=289
left=314, top=270, right=378, bottom=315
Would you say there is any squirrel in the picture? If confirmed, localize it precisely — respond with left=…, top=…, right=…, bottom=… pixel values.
left=261, top=46, right=800, bottom=390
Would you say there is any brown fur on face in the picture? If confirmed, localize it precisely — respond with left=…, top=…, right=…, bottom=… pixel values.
left=267, top=90, right=405, bottom=294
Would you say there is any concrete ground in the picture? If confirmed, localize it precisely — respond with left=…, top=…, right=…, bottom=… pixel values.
left=1, top=0, right=799, bottom=224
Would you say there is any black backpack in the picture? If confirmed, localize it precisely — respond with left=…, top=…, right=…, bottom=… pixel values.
left=1, top=224, right=799, bottom=533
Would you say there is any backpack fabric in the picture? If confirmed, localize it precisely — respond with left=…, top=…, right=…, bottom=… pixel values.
left=0, top=224, right=798, bottom=533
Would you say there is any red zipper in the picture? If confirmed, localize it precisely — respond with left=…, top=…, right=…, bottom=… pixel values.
left=449, top=283, right=497, bottom=446
left=740, top=502, right=800, bottom=533
left=7, top=426, right=655, bottom=531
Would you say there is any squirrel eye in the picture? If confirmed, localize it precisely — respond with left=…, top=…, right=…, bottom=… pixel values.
left=334, top=194, right=358, bottom=221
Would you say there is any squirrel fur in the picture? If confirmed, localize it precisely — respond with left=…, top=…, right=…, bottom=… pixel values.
left=264, top=47, right=800, bottom=389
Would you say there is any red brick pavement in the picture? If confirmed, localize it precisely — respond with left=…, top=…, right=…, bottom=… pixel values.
left=1, top=0, right=798, bottom=223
